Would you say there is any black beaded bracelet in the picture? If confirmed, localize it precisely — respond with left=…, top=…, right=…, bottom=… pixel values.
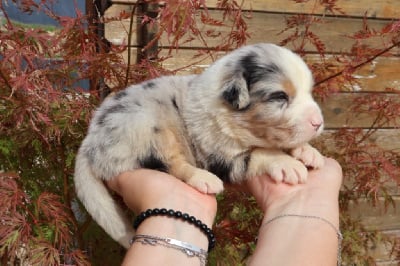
left=133, top=208, right=216, bottom=252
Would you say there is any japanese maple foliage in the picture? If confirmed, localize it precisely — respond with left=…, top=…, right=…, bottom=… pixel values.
left=0, top=0, right=399, bottom=265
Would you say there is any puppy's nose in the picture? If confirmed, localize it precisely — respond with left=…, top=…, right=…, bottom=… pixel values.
left=310, top=113, right=324, bottom=132
left=311, top=121, right=323, bottom=131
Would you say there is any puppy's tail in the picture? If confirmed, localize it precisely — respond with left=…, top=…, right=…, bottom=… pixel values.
left=74, top=152, right=134, bottom=248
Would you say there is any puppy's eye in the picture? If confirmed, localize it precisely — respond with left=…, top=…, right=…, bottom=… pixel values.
left=268, top=91, right=289, bottom=102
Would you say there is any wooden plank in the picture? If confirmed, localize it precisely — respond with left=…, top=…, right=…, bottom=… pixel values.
left=320, top=92, right=400, bottom=129
left=211, top=0, right=400, bottom=19
left=105, top=8, right=396, bottom=54
left=306, top=56, right=400, bottom=93
left=377, top=260, right=400, bottom=266
left=349, top=197, right=400, bottom=231
left=369, top=229, right=400, bottom=264
left=366, top=129, right=400, bottom=152
left=121, top=48, right=400, bottom=94
left=245, top=0, right=400, bottom=19
left=104, top=4, right=136, bottom=45
left=345, top=201, right=399, bottom=264
left=110, top=0, right=400, bottom=19
left=316, top=129, right=400, bottom=195
left=160, top=52, right=400, bottom=93
left=376, top=261, right=400, bottom=265
left=318, top=129, right=400, bottom=155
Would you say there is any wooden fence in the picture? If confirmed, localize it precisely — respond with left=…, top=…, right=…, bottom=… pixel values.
left=103, top=1, right=400, bottom=264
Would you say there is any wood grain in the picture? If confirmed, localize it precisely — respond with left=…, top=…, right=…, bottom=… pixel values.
left=110, top=0, right=400, bottom=19
left=319, top=93, right=400, bottom=129
left=349, top=197, right=400, bottom=231
left=319, top=129, right=400, bottom=154
left=105, top=6, right=397, bottom=54
left=117, top=47, right=400, bottom=93
left=207, top=0, right=400, bottom=19
left=367, top=229, right=399, bottom=264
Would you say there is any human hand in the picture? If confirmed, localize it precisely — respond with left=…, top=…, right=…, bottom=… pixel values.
left=246, top=158, right=343, bottom=266
left=246, top=157, right=342, bottom=220
left=107, top=169, right=218, bottom=265
left=107, top=169, right=217, bottom=227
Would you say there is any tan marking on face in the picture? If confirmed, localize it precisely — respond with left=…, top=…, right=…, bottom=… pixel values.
left=231, top=102, right=295, bottom=146
left=282, top=79, right=297, bottom=98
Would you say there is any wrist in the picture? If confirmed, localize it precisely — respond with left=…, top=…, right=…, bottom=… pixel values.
left=136, top=192, right=217, bottom=228
left=133, top=197, right=217, bottom=252
left=263, top=188, right=340, bottom=228
left=135, top=214, right=211, bottom=251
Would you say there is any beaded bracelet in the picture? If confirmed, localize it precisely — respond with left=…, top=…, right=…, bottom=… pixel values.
left=133, top=208, right=216, bottom=252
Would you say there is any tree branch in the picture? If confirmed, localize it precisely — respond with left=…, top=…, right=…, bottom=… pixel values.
left=315, top=40, right=400, bottom=87
left=124, top=2, right=138, bottom=87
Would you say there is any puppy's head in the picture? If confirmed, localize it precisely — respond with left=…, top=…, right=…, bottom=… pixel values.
left=213, top=43, right=323, bottom=149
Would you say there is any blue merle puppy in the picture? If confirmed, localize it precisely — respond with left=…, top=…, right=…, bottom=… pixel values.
left=74, top=43, right=325, bottom=248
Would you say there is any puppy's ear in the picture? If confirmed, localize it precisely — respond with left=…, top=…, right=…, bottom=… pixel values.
left=222, top=52, right=268, bottom=110
left=222, top=75, right=250, bottom=110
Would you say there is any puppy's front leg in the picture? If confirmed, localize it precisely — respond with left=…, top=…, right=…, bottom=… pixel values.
left=246, top=148, right=308, bottom=184
left=290, top=143, right=325, bottom=169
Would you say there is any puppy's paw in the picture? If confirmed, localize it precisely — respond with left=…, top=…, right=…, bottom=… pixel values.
left=187, top=169, right=224, bottom=194
left=291, top=144, right=324, bottom=169
left=268, top=156, right=308, bottom=184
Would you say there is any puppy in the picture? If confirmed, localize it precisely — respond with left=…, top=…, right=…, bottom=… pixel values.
left=74, top=43, right=324, bottom=248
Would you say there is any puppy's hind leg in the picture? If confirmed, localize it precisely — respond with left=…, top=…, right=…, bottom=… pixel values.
left=160, top=129, right=224, bottom=194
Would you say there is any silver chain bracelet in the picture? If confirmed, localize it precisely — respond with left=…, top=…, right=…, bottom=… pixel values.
left=261, top=214, right=343, bottom=266
left=130, top=234, right=208, bottom=266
